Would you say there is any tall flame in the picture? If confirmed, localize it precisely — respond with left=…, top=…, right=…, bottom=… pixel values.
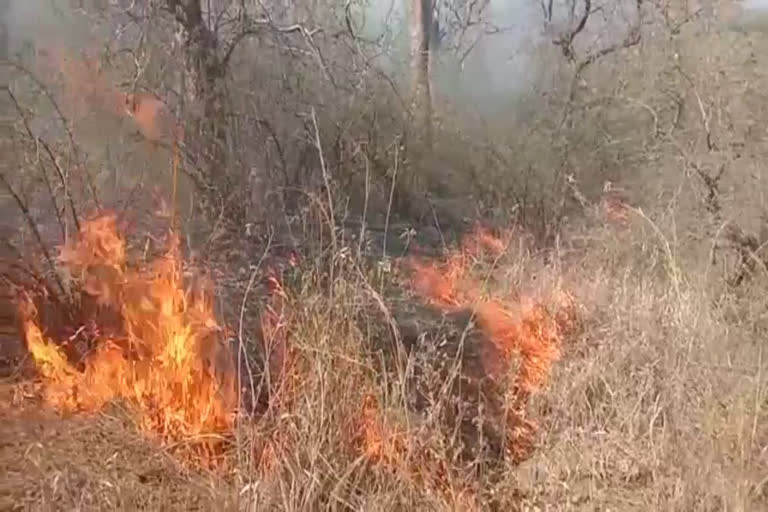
left=18, top=214, right=236, bottom=463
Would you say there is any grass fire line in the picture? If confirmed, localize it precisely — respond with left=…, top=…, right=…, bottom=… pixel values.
left=17, top=214, right=578, bottom=475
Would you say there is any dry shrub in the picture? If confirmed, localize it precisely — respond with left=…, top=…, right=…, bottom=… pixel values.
left=18, top=213, right=237, bottom=465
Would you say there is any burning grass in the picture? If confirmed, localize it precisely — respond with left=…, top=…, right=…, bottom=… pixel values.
left=18, top=213, right=237, bottom=464
left=11, top=214, right=579, bottom=504
left=401, top=225, right=579, bottom=462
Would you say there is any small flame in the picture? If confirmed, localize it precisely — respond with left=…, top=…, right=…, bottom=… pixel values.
left=353, top=394, right=464, bottom=497
left=354, top=393, right=407, bottom=465
left=19, top=214, right=236, bottom=463
left=36, top=47, right=181, bottom=149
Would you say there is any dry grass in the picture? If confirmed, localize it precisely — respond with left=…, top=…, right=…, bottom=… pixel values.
left=5, top=195, right=768, bottom=511
left=3, top=4, right=768, bottom=511
left=0, top=381, right=231, bottom=510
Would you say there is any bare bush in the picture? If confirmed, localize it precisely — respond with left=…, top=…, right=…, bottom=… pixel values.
left=2, top=0, right=768, bottom=509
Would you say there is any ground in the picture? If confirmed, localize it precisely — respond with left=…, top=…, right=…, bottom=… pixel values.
left=0, top=365, right=230, bottom=511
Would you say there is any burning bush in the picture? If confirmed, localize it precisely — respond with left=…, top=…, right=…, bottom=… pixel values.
left=18, top=213, right=237, bottom=463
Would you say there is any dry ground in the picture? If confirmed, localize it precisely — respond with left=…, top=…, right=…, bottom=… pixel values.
left=0, top=375, right=233, bottom=511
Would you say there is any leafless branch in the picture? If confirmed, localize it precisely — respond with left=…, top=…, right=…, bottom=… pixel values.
left=676, top=64, right=715, bottom=151
left=221, top=18, right=321, bottom=70
left=553, top=0, right=591, bottom=62
left=0, top=172, right=66, bottom=298
left=3, top=86, right=81, bottom=234
left=541, top=0, right=554, bottom=23
left=559, top=0, right=644, bottom=127
left=0, top=60, right=101, bottom=209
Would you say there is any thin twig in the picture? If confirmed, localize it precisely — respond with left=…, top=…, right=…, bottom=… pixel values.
left=0, top=172, right=66, bottom=298
left=358, top=147, right=370, bottom=258
left=236, top=231, right=273, bottom=432
left=383, top=142, right=399, bottom=259
left=3, top=87, right=81, bottom=234
left=0, top=60, right=101, bottom=209
left=310, top=107, right=336, bottom=302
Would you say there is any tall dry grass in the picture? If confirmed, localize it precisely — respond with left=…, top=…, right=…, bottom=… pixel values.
left=210, top=198, right=768, bottom=510
left=4, top=3, right=768, bottom=511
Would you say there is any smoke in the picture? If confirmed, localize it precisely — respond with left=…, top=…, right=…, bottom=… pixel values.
left=732, top=1, right=768, bottom=32
left=5, top=1, right=82, bottom=56
left=360, top=0, right=543, bottom=114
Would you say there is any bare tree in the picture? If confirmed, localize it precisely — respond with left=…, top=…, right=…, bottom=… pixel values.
left=542, top=0, right=644, bottom=125
left=115, top=1, right=316, bottom=225
left=434, top=0, right=492, bottom=68
left=410, top=0, right=433, bottom=150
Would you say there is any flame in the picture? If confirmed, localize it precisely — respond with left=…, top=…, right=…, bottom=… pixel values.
left=403, top=225, right=578, bottom=459
left=122, top=92, right=185, bottom=147
left=406, top=226, right=572, bottom=391
left=352, top=394, right=465, bottom=498
left=36, top=47, right=182, bottom=150
left=18, top=214, right=236, bottom=463
left=354, top=393, right=407, bottom=466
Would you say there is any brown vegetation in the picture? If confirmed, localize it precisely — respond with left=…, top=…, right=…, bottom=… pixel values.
left=1, top=0, right=768, bottom=510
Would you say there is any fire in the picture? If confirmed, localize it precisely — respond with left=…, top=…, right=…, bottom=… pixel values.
left=403, top=225, right=578, bottom=459
left=18, top=214, right=236, bottom=463
left=352, top=394, right=467, bottom=497
left=36, top=47, right=181, bottom=150
left=354, top=393, right=407, bottom=466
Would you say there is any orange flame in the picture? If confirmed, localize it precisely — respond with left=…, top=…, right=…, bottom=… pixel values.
left=406, top=226, right=572, bottom=391
left=352, top=394, right=466, bottom=497
left=18, top=214, right=236, bottom=463
left=403, top=225, right=578, bottom=460
left=353, top=393, right=407, bottom=466
left=121, top=92, right=185, bottom=147
left=37, top=47, right=182, bottom=151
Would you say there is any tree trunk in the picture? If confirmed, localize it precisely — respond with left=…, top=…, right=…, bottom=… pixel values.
left=409, top=0, right=433, bottom=150
left=0, top=0, right=9, bottom=61
left=166, top=1, right=243, bottom=225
